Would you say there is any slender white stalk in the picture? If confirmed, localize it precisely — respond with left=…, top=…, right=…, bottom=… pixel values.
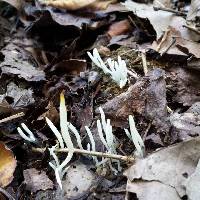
left=58, top=151, right=73, bottom=171
left=49, top=145, right=60, bottom=167
left=49, top=162, right=56, bottom=171
left=127, top=115, right=145, bottom=157
left=129, top=115, right=144, bottom=148
left=97, top=119, right=108, bottom=149
left=69, top=123, right=83, bottom=149
left=46, top=117, right=64, bottom=148
left=87, top=48, right=128, bottom=88
left=17, top=124, right=36, bottom=142
left=55, top=168, right=62, bottom=189
left=59, top=93, right=73, bottom=150
left=85, top=126, right=98, bottom=164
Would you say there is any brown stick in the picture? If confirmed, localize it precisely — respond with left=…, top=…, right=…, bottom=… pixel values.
left=0, top=112, right=24, bottom=124
left=153, top=6, right=187, bottom=17
left=183, top=25, right=200, bottom=35
left=32, top=147, right=134, bottom=163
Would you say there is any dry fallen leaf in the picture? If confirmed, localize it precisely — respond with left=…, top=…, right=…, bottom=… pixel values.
left=170, top=102, right=200, bottom=140
left=152, top=27, right=200, bottom=58
left=23, top=168, right=54, bottom=193
left=125, top=136, right=200, bottom=198
left=56, top=162, right=96, bottom=199
left=0, top=82, right=35, bottom=112
left=0, top=43, right=45, bottom=82
left=126, top=179, right=181, bottom=200
left=0, top=142, right=16, bottom=188
left=40, top=0, right=116, bottom=11
left=123, top=0, right=200, bottom=41
left=107, top=19, right=132, bottom=37
left=184, top=159, right=200, bottom=200
left=100, top=69, right=169, bottom=132
left=1, top=0, right=23, bottom=10
left=187, top=0, right=200, bottom=22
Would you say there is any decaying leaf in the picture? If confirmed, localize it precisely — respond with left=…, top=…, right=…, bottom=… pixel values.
left=40, top=0, right=116, bottom=11
left=1, top=0, right=23, bottom=10
left=100, top=69, right=169, bottom=133
left=184, top=159, right=200, bottom=200
left=37, top=101, right=59, bottom=124
left=56, top=162, right=96, bottom=199
left=123, top=0, right=200, bottom=41
left=170, top=102, right=200, bottom=140
left=152, top=27, right=200, bottom=58
left=0, top=82, right=35, bottom=112
left=0, top=43, right=45, bottom=82
left=167, top=67, right=200, bottom=106
left=126, top=179, right=181, bottom=200
left=0, top=142, right=16, bottom=187
left=23, top=168, right=54, bottom=193
left=125, top=136, right=200, bottom=198
left=187, top=0, right=200, bottom=22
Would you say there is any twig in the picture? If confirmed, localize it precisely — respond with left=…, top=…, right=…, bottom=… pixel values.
left=0, top=187, right=16, bottom=200
left=183, top=25, right=200, bottom=35
left=161, top=37, right=176, bottom=55
left=141, top=52, right=148, bottom=75
left=143, top=121, right=152, bottom=141
left=32, top=147, right=134, bottom=163
left=0, top=112, right=25, bottom=124
left=156, top=29, right=170, bottom=52
left=153, top=6, right=187, bottom=17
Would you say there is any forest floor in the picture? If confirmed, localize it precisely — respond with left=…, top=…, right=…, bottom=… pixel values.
left=0, top=0, right=200, bottom=199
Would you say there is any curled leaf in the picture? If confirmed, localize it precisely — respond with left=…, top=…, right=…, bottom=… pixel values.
left=0, top=142, right=16, bottom=187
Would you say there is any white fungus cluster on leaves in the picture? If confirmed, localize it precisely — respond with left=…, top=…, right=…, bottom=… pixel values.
left=17, top=93, right=145, bottom=189
left=87, top=48, right=129, bottom=88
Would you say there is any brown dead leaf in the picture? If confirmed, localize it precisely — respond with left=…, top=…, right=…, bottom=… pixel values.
left=0, top=142, right=16, bottom=187
left=126, top=179, right=181, bottom=200
left=0, top=82, right=35, bottom=112
left=124, top=0, right=200, bottom=41
left=125, top=136, right=200, bottom=198
left=40, top=0, right=116, bottom=11
left=51, top=59, right=87, bottom=75
left=37, top=101, right=59, bottom=124
left=0, top=43, right=45, bottom=82
left=184, top=159, right=200, bottom=200
left=170, top=102, right=200, bottom=140
left=187, top=0, right=200, bottom=22
left=1, top=0, right=23, bottom=10
left=23, top=168, right=53, bottom=193
left=56, top=162, right=96, bottom=199
left=100, top=69, right=169, bottom=132
left=107, top=19, right=132, bottom=37
left=152, top=27, right=200, bottom=58
left=167, top=67, right=200, bottom=106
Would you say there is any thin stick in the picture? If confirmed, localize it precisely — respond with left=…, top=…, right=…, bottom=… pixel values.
left=141, top=52, right=148, bottom=75
left=153, top=6, right=187, bottom=17
left=156, top=29, right=170, bottom=52
left=161, top=37, right=176, bottom=55
left=183, top=25, right=200, bottom=35
left=32, top=147, right=134, bottom=163
left=0, top=187, right=16, bottom=200
left=0, top=112, right=25, bottom=124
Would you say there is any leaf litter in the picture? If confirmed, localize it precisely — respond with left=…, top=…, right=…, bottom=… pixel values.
left=1, top=0, right=200, bottom=199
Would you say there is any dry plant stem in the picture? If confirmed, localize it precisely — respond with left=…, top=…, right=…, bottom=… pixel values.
left=0, top=187, right=16, bottom=200
left=0, top=112, right=24, bottom=124
left=141, top=52, right=148, bottom=75
left=162, top=37, right=176, bottom=55
left=153, top=6, right=187, bottom=17
left=32, top=147, right=134, bottom=163
left=156, top=29, right=170, bottom=52
left=183, top=25, right=200, bottom=35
